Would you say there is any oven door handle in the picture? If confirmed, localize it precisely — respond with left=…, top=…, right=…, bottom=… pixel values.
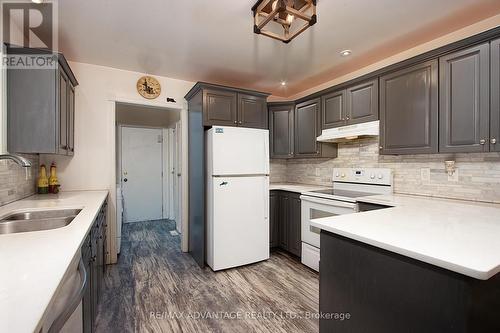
left=300, top=195, right=357, bottom=209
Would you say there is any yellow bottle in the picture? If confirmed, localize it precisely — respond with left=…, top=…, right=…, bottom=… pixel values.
left=37, top=165, right=49, bottom=194
left=48, top=162, right=60, bottom=194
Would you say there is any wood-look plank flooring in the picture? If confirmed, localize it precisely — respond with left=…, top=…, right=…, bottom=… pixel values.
left=95, top=220, right=319, bottom=333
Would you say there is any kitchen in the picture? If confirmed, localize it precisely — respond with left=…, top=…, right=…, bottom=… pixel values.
left=1, top=1, right=500, bottom=333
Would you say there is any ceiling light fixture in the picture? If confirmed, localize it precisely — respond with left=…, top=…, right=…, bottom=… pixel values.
left=340, top=49, right=352, bottom=57
left=31, top=0, right=44, bottom=3
left=252, top=0, right=317, bottom=44
left=280, top=81, right=287, bottom=86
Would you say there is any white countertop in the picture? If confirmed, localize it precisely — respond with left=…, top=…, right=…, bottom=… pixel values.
left=0, top=190, right=108, bottom=333
left=311, top=193, right=500, bottom=280
left=270, top=183, right=330, bottom=193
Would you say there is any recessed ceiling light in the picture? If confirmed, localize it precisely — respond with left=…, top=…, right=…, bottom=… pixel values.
left=340, top=49, right=352, bottom=57
left=280, top=81, right=287, bottom=86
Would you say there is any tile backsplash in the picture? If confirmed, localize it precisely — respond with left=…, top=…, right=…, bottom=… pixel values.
left=271, top=137, right=500, bottom=203
left=0, top=154, right=38, bottom=206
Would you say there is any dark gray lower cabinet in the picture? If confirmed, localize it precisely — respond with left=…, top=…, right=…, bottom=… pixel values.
left=82, top=200, right=107, bottom=333
left=380, top=60, right=439, bottom=154
left=490, top=38, right=500, bottom=152
left=320, top=230, right=500, bottom=333
left=439, top=43, right=490, bottom=153
left=270, top=190, right=301, bottom=257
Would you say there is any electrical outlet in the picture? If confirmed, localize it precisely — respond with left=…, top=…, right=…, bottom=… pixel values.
left=448, top=169, right=459, bottom=182
left=420, top=168, right=430, bottom=182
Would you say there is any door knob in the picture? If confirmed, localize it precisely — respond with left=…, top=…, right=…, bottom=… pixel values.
left=123, top=178, right=128, bottom=182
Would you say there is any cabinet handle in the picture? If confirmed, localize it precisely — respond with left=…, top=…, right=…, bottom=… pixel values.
left=346, top=115, right=350, bottom=120
left=379, top=146, right=383, bottom=150
left=492, top=138, right=497, bottom=145
left=238, top=121, right=242, bottom=124
left=61, top=145, right=68, bottom=150
left=233, top=120, right=237, bottom=124
left=479, top=139, right=486, bottom=145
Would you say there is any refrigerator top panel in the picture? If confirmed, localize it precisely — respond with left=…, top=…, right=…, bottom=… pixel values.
left=207, top=126, right=269, bottom=176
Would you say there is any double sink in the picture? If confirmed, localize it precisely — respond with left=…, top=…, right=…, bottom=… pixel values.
left=0, top=209, right=82, bottom=234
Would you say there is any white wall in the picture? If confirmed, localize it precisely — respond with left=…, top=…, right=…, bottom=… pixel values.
left=41, top=61, right=194, bottom=262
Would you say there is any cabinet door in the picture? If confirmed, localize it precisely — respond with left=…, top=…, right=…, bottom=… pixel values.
left=346, top=79, right=379, bottom=125
left=380, top=60, right=438, bottom=154
left=67, top=84, right=75, bottom=155
left=269, top=105, right=294, bottom=158
left=203, top=89, right=237, bottom=126
left=321, top=90, right=345, bottom=129
left=269, top=191, right=280, bottom=248
left=238, top=94, right=267, bottom=129
left=287, top=193, right=302, bottom=257
left=81, top=237, right=92, bottom=333
left=490, top=38, right=500, bottom=152
left=439, top=43, right=490, bottom=153
left=295, top=98, right=321, bottom=157
left=279, top=193, right=289, bottom=251
left=58, top=70, right=69, bottom=154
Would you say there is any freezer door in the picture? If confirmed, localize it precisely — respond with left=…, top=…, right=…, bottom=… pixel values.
left=207, top=126, right=269, bottom=175
left=208, top=176, right=269, bottom=270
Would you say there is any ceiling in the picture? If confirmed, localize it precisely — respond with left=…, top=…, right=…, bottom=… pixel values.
left=58, top=0, right=500, bottom=97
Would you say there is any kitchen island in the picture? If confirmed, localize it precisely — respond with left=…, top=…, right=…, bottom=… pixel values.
left=311, top=194, right=500, bottom=333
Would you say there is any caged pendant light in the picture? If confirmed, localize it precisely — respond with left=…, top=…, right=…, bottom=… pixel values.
left=252, top=0, right=317, bottom=43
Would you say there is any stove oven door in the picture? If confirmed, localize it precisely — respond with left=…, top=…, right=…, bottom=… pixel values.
left=300, top=195, right=357, bottom=248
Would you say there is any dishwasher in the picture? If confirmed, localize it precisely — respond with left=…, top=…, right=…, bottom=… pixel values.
left=41, top=251, right=87, bottom=333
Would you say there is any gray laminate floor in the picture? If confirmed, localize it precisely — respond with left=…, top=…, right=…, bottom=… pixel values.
left=95, top=220, right=319, bottom=333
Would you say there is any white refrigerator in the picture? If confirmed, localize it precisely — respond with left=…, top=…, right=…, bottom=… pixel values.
left=206, top=126, right=270, bottom=271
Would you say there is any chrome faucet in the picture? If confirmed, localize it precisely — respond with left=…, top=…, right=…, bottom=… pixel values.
left=0, top=154, right=32, bottom=167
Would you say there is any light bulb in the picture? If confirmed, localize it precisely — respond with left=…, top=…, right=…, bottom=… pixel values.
left=286, top=14, right=294, bottom=24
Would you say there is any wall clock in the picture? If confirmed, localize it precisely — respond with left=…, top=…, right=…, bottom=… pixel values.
left=137, top=76, right=161, bottom=99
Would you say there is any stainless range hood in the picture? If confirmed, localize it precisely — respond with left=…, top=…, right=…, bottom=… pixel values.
left=317, top=120, right=379, bottom=142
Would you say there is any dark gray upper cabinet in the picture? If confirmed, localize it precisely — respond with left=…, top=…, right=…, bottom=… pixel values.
left=490, top=38, right=500, bottom=152
left=203, top=89, right=237, bottom=127
left=7, top=52, right=78, bottom=155
left=238, top=93, right=267, bottom=129
left=295, top=99, right=321, bottom=157
left=321, top=90, right=345, bottom=129
left=345, top=79, right=379, bottom=125
left=380, top=60, right=439, bottom=155
left=439, top=43, right=490, bottom=153
left=185, top=83, right=269, bottom=129
left=321, top=79, right=378, bottom=129
left=269, top=104, right=294, bottom=158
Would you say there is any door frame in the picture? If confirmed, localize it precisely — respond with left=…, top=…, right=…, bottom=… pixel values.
left=108, top=97, right=189, bottom=265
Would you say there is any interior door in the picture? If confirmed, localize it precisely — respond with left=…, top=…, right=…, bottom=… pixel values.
left=121, top=126, right=163, bottom=222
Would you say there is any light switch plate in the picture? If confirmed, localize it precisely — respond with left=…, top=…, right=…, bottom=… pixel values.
left=420, top=168, right=430, bottom=182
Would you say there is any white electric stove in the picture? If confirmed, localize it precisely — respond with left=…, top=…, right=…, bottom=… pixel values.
left=300, top=168, right=393, bottom=271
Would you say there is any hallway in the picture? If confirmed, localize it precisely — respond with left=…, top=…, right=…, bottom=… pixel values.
left=95, top=220, right=319, bottom=333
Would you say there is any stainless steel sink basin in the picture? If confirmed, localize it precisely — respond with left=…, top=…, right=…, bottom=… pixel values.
left=0, top=209, right=82, bottom=234
left=0, top=209, right=81, bottom=221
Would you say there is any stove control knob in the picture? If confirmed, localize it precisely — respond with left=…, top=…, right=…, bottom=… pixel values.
left=341, top=173, right=346, bottom=178
left=370, top=174, right=375, bottom=179
left=378, top=174, right=383, bottom=179
left=335, top=172, right=340, bottom=178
